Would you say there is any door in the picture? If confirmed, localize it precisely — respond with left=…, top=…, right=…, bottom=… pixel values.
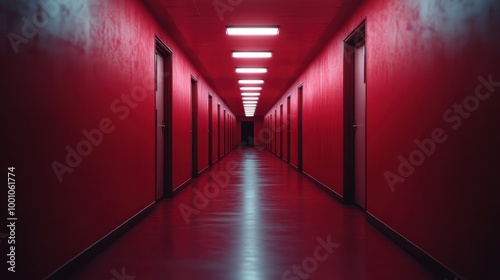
left=354, top=43, right=366, bottom=209
left=155, top=39, right=173, bottom=200
left=274, top=109, right=277, bottom=154
left=191, top=77, right=198, bottom=177
left=270, top=114, right=273, bottom=153
left=287, top=96, right=291, bottom=163
left=298, top=85, right=303, bottom=172
left=217, top=104, right=221, bottom=160
left=208, top=95, right=213, bottom=166
left=223, top=109, right=226, bottom=155
left=155, top=52, right=165, bottom=200
left=226, top=112, right=230, bottom=152
left=280, top=104, right=283, bottom=158
left=269, top=116, right=272, bottom=151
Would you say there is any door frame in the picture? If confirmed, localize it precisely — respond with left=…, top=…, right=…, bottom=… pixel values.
left=343, top=20, right=366, bottom=206
left=155, top=35, right=173, bottom=199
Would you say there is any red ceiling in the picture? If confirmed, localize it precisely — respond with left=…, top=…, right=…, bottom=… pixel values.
left=143, top=0, right=361, bottom=116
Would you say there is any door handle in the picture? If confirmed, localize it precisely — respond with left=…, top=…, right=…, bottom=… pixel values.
left=353, top=124, right=358, bottom=129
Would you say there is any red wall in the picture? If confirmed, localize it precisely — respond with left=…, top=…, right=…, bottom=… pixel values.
left=0, top=0, right=234, bottom=278
left=265, top=0, right=500, bottom=278
left=253, top=117, right=264, bottom=146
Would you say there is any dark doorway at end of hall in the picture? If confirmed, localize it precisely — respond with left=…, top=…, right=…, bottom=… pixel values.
left=241, top=121, right=254, bottom=146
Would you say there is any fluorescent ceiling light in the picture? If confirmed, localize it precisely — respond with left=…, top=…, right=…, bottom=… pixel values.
left=241, top=92, right=260, bottom=96
left=243, top=104, right=257, bottom=107
left=236, top=68, right=268, bottom=74
left=242, top=97, right=259, bottom=100
left=239, top=80, right=264, bottom=84
left=240, top=87, right=262, bottom=91
left=226, top=27, right=279, bottom=36
left=243, top=101, right=258, bottom=104
left=232, top=52, right=272, bottom=58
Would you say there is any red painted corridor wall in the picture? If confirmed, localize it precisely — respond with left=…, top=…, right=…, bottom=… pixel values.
left=0, top=0, right=235, bottom=278
left=265, top=0, right=500, bottom=278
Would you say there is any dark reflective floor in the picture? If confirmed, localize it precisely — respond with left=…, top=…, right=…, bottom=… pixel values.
left=72, top=147, right=438, bottom=280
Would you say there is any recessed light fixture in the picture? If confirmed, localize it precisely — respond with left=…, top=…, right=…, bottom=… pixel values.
left=239, top=80, right=264, bottom=84
left=240, top=87, right=262, bottom=91
left=236, top=68, right=268, bottom=74
left=226, top=26, right=279, bottom=36
left=243, top=101, right=258, bottom=104
left=243, top=104, right=257, bottom=107
left=232, top=52, right=272, bottom=58
left=241, top=92, right=260, bottom=96
left=242, top=97, right=259, bottom=100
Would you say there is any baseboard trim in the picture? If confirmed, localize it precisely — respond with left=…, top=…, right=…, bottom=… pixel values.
left=302, top=171, right=344, bottom=204
left=173, top=178, right=192, bottom=196
left=290, top=163, right=299, bottom=171
left=45, top=202, right=156, bottom=280
left=198, top=166, right=209, bottom=177
left=366, top=212, right=462, bottom=280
